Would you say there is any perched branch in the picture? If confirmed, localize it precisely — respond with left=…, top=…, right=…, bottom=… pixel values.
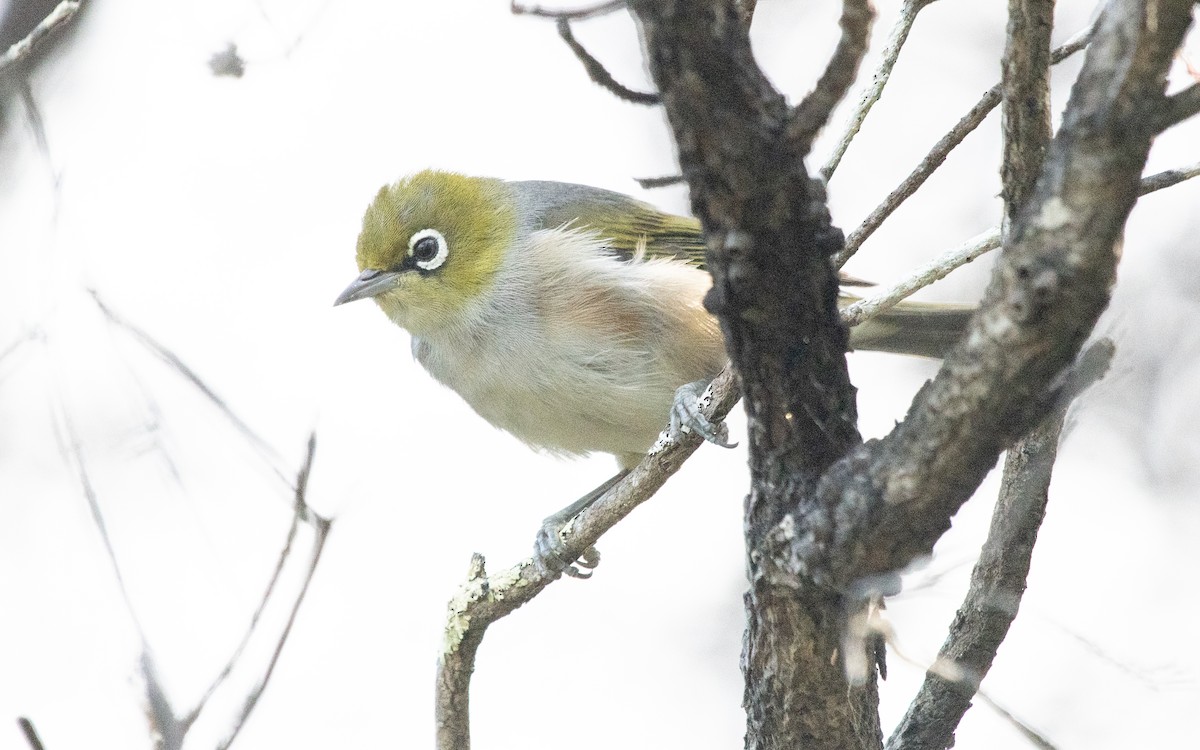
left=435, top=367, right=739, bottom=750
left=836, top=21, right=1095, bottom=267
left=511, top=0, right=625, bottom=20
left=823, top=0, right=941, bottom=179
left=0, top=0, right=82, bottom=79
left=886, top=341, right=1114, bottom=750
left=788, top=0, right=876, bottom=148
left=555, top=18, right=661, bottom=104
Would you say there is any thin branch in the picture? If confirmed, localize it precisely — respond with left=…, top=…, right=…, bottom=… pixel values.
left=0, top=0, right=82, bottom=79
left=216, top=435, right=329, bottom=750
left=555, top=18, right=660, bottom=104
left=186, top=434, right=327, bottom=727
left=634, top=173, right=684, bottom=189
left=886, top=341, right=1113, bottom=750
left=1138, top=159, right=1200, bottom=193
left=840, top=226, right=1000, bottom=327
left=877, top=623, right=1060, bottom=750
left=822, top=0, right=940, bottom=179
left=17, top=718, right=46, bottom=750
left=435, top=367, right=739, bottom=750
left=1153, top=81, right=1200, bottom=130
left=511, top=0, right=625, bottom=20
left=788, top=0, right=876, bottom=149
left=90, top=291, right=295, bottom=490
left=836, top=21, right=1095, bottom=267
left=842, top=156, right=1200, bottom=327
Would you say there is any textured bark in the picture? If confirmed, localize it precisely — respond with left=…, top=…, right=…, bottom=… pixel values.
left=630, top=1, right=880, bottom=748
left=630, top=1, right=1195, bottom=749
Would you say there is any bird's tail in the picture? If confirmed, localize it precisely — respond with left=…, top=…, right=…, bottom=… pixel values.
left=847, top=300, right=974, bottom=359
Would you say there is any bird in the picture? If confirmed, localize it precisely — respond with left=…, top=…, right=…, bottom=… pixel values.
left=334, top=170, right=972, bottom=575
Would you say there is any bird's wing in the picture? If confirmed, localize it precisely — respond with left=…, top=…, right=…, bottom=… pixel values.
left=510, top=179, right=873, bottom=284
left=513, top=180, right=708, bottom=267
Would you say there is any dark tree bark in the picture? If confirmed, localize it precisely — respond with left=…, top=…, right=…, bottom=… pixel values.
left=627, top=1, right=1196, bottom=748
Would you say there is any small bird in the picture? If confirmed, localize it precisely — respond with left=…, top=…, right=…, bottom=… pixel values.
left=335, top=170, right=971, bottom=574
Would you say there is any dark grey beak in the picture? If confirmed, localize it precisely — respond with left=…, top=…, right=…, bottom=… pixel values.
left=334, top=269, right=402, bottom=306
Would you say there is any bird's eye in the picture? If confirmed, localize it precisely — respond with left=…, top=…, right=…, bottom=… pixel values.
left=408, top=228, right=448, bottom=271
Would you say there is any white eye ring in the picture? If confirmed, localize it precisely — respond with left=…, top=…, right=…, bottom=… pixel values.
left=408, top=228, right=449, bottom=271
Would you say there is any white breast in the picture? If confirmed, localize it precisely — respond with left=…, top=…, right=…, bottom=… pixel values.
left=414, top=228, right=725, bottom=466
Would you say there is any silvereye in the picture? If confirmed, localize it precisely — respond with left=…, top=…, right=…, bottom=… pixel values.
left=335, top=170, right=971, bottom=574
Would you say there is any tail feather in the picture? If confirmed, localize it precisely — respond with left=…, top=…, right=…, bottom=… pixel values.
left=847, top=300, right=974, bottom=359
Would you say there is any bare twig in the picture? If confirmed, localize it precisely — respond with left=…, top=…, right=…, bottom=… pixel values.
left=435, top=367, right=739, bottom=750
left=836, top=22, right=1095, bottom=267
left=187, top=434, right=327, bottom=727
left=842, top=157, right=1200, bottom=327
left=555, top=18, right=660, bottom=104
left=788, top=0, right=876, bottom=148
left=634, top=173, right=685, bottom=189
left=0, top=0, right=82, bottom=78
left=886, top=341, right=1113, bottom=750
left=511, top=0, right=625, bottom=20
left=17, top=718, right=46, bottom=750
left=216, top=435, right=329, bottom=750
left=1153, top=82, right=1200, bottom=130
left=840, top=226, right=1000, bottom=327
left=90, top=291, right=294, bottom=489
left=1138, top=159, right=1200, bottom=193
left=822, top=0, right=940, bottom=179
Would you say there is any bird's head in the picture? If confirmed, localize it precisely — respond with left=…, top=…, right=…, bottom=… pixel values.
left=335, top=170, right=517, bottom=335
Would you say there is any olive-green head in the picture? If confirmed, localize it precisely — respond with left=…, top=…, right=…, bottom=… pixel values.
left=335, top=170, right=517, bottom=334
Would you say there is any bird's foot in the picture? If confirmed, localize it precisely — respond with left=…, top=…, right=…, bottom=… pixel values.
left=532, top=471, right=627, bottom=579
left=668, top=380, right=736, bottom=448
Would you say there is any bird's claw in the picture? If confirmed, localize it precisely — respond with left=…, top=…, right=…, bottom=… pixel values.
left=669, top=380, right=736, bottom=448
left=533, top=520, right=600, bottom=579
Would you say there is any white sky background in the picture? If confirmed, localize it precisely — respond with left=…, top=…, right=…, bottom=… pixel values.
left=1, top=0, right=1199, bottom=748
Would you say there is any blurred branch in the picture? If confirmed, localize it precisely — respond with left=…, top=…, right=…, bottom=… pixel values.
left=835, top=20, right=1095, bottom=267
left=0, top=0, right=81, bottom=79
left=188, top=434, right=325, bottom=722
left=634, top=173, right=684, bottom=189
left=90, top=291, right=294, bottom=490
left=999, top=0, right=1054, bottom=226
left=216, top=434, right=330, bottom=750
left=788, top=0, right=875, bottom=148
left=887, top=341, right=1114, bottom=750
left=1153, top=82, right=1200, bottom=130
left=735, top=0, right=758, bottom=25
left=822, top=0, right=940, bottom=179
left=17, top=717, right=45, bottom=750
left=555, top=18, right=660, bottom=104
left=435, top=367, right=739, bottom=750
left=511, top=0, right=625, bottom=20
left=1138, top=159, right=1200, bottom=193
